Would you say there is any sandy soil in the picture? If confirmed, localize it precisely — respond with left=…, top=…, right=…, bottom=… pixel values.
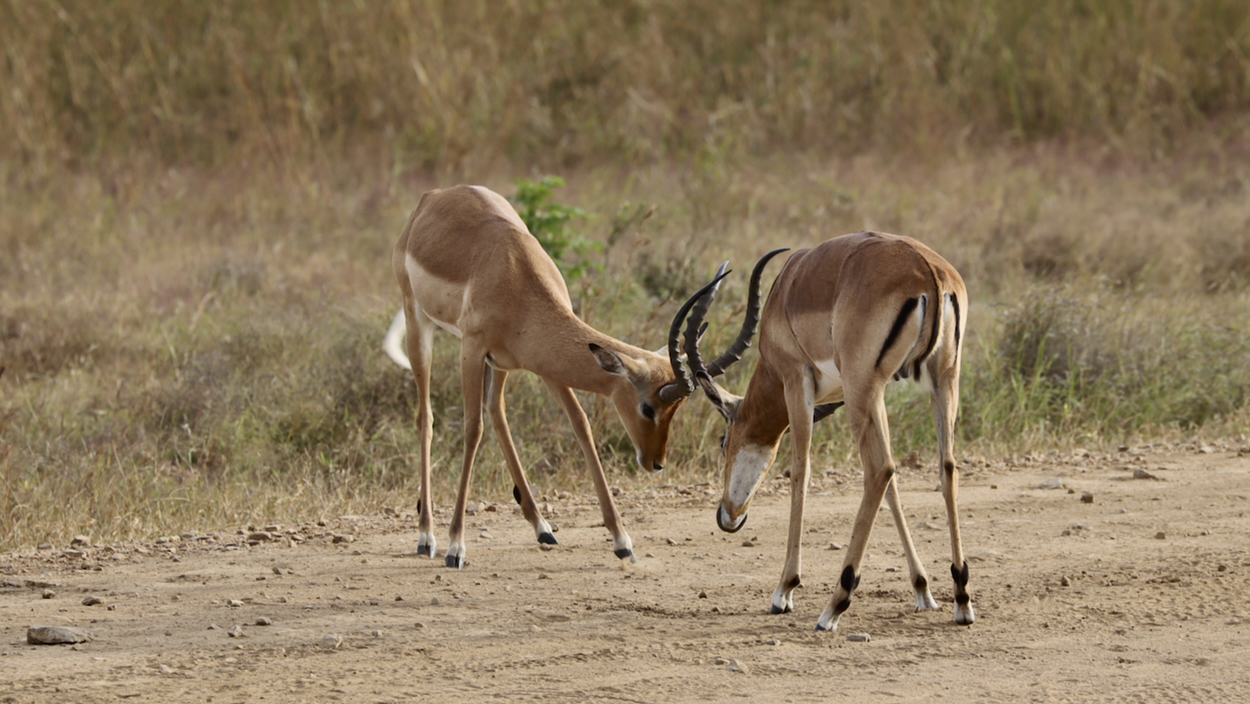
left=3, top=442, right=1250, bottom=703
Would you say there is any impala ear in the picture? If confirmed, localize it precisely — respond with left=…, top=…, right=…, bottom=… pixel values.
left=590, top=343, right=644, bottom=381
left=695, top=371, right=739, bottom=422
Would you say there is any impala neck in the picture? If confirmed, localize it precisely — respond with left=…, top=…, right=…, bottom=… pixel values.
left=736, top=360, right=791, bottom=446
left=524, top=315, right=652, bottom=395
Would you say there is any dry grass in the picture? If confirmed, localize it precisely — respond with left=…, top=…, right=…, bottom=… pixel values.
left=2, top=2, right=1250, bottom=550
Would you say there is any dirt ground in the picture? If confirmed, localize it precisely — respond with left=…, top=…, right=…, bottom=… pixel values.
left=3, top=442, right=1250, bottom=703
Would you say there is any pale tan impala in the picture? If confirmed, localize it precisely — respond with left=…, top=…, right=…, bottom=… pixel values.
left=383, top=185, right=760, bottom=567
left=675, top=232, right=974, bottom=630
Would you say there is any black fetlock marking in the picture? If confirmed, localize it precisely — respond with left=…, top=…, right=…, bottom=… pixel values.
left=951, top=561, right=970, bottom=588
left=417, top=543, right=434, bottom=557
left=832, top=597, right=851, bottom=616
left=840, top=565, right=861, bottom=593
left=445, top=554, right=465, bottom=569
left=538, top=532, right=558, bottom=545
left=785, top=575, right=802, bottom=591
left=955, top=593, right=971, bottom=605
left=914, top=575, right=928, bottom=592
left=513, top=485, right=522, bottom=505
left=614, top=548, right=634, bottom=561
left=943, top=460, right=956, bottom=476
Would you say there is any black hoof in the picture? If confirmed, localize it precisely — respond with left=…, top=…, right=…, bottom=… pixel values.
left=417, top=543, right=434, bottom=557
left=614, top=548, right=634, bottom=561
left=769, top=604, right=790, bottom=615
left=445, top=554, right=465, bottom=568
left=538, top=532, right=558, bottom=545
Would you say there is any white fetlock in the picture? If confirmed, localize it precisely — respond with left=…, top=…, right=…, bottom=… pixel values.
left=613, top=533, right=635, bottom=563
left=954, top=601, right=975, bottom=625
left=914, top=588, right=939, bottom=611
left=770, top=586, right=794, bottom=615
left=417, top=532, right=437, bottom=558
left=814, top=604, right=842, bottom=632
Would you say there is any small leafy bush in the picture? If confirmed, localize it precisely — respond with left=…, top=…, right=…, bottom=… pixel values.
left=509, top=176, right=600, bottom=281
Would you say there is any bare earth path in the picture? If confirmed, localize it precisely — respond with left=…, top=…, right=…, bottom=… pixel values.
left=3, top=443, right=1249, bottom=703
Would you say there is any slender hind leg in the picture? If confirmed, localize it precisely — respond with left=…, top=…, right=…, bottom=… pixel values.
left=930, top=353, right=974, bottom=624
left=816, top=387, right=895, bottom=631
left=404, top=304, right=438, bottom=558
left=485, top=367, right=556, bottom=545
left=883, top=477, right=940, bottom=610
left=543, top=380, right=634, bottom=562
left=445, top=347, right=489, bottom=568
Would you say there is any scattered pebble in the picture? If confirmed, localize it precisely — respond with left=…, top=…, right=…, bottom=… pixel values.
left=255, top=617, right=272, bottom=626
left=226, top=599, right=243, bottom=608
left=827, top=543, right=843, bottom=551
left=1133, top=468, right=1161, bottom=481
left=27, top=626, right=92, bottom=645
left=320, top=633, right=343, bottom=649
left=332, top=534, right=354, bottom=544
left=1155, top=532, right=1167, bottom=540
left=82, top=596, right=102, bottom=606
left=42, top=589, right=56, bottom=599
left=1060, top=576, right=1072, bottom=587
left=247, top=531, right=273, bottom=542
left=846, top=633, right=871, bottom=643
left=698, top=590, right=708, bottom=599
left=271, top=567, right=283, bottom=576
left=1081, top=492, right=1095, bottom=504
left=1035, top=478, right=1065, bottom=490
left=726, top=658, right=750, bottom=673
left=226, top=625, right=244, bottom=638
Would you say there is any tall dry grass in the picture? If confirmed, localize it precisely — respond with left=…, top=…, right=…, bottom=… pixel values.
left=3, top=0, right=1248, bottom=173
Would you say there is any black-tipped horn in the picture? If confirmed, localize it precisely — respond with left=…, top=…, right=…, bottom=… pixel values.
left=660, top=263, right=731, bottom=403
left=702, top=247, right=789, bottom=377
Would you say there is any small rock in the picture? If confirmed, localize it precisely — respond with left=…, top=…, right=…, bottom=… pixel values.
left=538, top=573, right=549, bottom=580
left=70, top=535, right=91, bottom=547
left=1080, top=492, right=1094, bottom=504
left=82, top=596, right=103, bottom=606
left=226, top=599, right=243, bottom=608
left=414, top=622, right=426, bottom=629
left=1155, top=531, right=1167, bottom=540
left=713, top=656, right=730, bottom=665
left=1133, top=468, right=1161, bottom=480
left=371, top=629, right=383, bottom=637
left=331, top=534, right=354, bottom=544
left=741, top=540, right=754, bottom=548
left=320, top=633, right=343, bottom=649
left=42, top=589, right=56, bottom=599
left=226, top=625, right=244, bottom=638
left=247, top=532, right=273, bottom=542
left=827, top=542, right=843, bottom=551
left=255, top=617, right=272, bottom=626
left=27, top=626, right=92, bottom=645
left=395, top=595, right=404, bottom=602
left=698, top=590, right=708, bottom=599
left=158, top=664, right=176, bottom=675
left=207, top=623, right=220, bottom=630
left=465, top=501, right=485, bottom=515
left=726, top=658, right=750, bottom=673
left=764, top=638, right=781, bottom=646
left=1035, top=478, right=1065, bottom=490
left=272, top=566, right=282, bottom=575
left=847, top=633, right=871, bottom=642
left=1060, top=576, right=1072, bottom=587
left=666, top=538, right=679, bottom=546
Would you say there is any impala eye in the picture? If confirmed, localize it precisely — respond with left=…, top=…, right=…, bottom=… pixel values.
left=640, top=402, right=656, bottom=421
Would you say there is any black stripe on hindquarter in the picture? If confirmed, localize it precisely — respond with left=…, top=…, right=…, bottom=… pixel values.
left=874, top=297, right=919, bottom=369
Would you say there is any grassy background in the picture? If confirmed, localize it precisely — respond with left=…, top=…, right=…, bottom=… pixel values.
left=2, top=0, right=1249, bottom=550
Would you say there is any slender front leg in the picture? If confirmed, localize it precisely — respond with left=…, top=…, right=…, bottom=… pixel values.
left=816, top=388, right=895, bottom=631
left=445, top=348, right=489, bottom=568
left=543, top=380, right=634, bottom=562
left=771, top=371, right=816, bottom=614
left=883, top=477, right=939, bottom=610
left=485, top=367, right=556, bottom=545
left=405, top=305, right=438, bottom=558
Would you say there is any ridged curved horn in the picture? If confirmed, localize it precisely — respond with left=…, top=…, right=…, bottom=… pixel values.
left=659, top=263, right=731, bottom=403
left=700, top=248, right=789, bottom=378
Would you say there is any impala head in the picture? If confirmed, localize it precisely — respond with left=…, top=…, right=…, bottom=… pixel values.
left=669, top=249, right=791, bottom=533
left=589, top=343, right=690, bottom=472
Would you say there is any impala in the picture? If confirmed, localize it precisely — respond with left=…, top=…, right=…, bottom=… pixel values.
left=383, top=185, right=760, bottom=568
left=676, top=232, right=974, bottom=630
